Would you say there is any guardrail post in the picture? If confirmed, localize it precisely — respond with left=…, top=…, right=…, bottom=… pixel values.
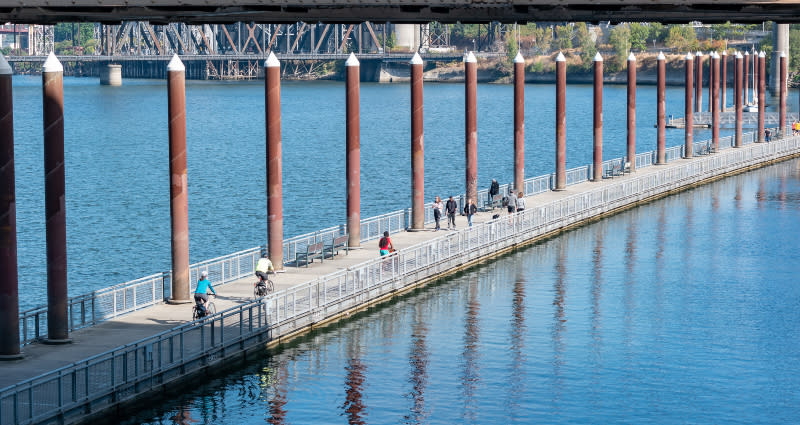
left=0, top=52, right=22, bottom=358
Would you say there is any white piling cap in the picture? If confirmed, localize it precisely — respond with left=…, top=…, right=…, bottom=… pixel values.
left=781, top=51, right=787, bottom=58
left=42, top=52, right=63, bottom=73
left=0, top=52, right=10, bottom=75
left=685, top=52, right=693, bottom=60
left=556, top=52, right=565, bottom=62
left=513, top=52, right=524, bottom=63
left=410, top=52, right=423, bottom=65
left=464, top=51, right=476, bottom=63
left=346, top=52, right=359, bottom=66
left=712, top=52, right=719, bottom=59
left=759, top=51, right=766, bottom=58
left=744, top=51, right=750, bottom=56
left=594, top=52, right=603, bottom=62
left=657, top=51, right=665, bottom=60
left=695, top=51, right=703, bottom=57
left=265, top=51, right=280, bottom=68
left=722, top=50, right=728, bottom=56
left=736, top=51, right=743, bottom=59
left=628, top=52, right=636, bottom=61
left=167, top=54, right=184, bottom=72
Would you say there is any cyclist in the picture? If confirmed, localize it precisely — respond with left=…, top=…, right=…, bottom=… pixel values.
left=255, top=253, right=274, bottom=283
left=194, top=270, right=216, bottom=316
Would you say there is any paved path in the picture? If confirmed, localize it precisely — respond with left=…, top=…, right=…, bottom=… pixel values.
left=0, top=158, right=684, bottom=389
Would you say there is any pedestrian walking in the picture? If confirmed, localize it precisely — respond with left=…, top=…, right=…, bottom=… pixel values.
left=432, top=196, right=443, bottom=231
left=506, top=190, right=517, bottom=214
left=516, top=192, right=526, bottom=212
left=445, top=196, right=458, bottom=229
left=464, top=199, right=478, bottom=227
left=488, top=179, right=500, bottom=209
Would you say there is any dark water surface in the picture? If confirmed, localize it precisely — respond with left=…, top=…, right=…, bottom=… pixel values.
left=14, top=75, right=788, bottom=309
left=130, top=159, right=800, bottom=424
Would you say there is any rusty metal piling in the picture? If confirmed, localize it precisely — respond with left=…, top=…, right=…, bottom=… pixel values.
left=758, top=51, right=766, bottom=142
left=167, top=54, right=190, bottom=303
left=592, top=53, right=603, bottom=182
left=555, top=52, right=566, bottom=189
left=684, top=52, right=694, bottom=158
left=346, top=53, right=361, bottom=247
left=695, top=52, right=703, bottom=112
left=265, top=52, right=283, bottom=268
left=656, top=52, right=666, bottom=165
left=465, top=52, right=478, bottom=200
left=410, top=53, right=424, bottom=230
left=735, top=52, right=743, bottom=147
left=721, top=51, right=728, bottom=111
left=513, top=52, right=525, bottom=192
left=627, top=53, right=636, bottom=172
left=712, top=52, right=720, bottom=151
left=779, top=51, right=787, bottom=134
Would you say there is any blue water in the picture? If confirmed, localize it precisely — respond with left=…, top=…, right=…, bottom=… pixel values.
left=8, top=75, right=790, bottom=311
left=130, top=158, right=800, bottom=424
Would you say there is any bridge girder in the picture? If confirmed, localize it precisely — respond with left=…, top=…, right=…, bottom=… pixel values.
left=2, top=3, right=800, bottom=24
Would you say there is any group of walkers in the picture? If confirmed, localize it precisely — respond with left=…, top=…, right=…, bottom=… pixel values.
left=432, top=195, right=479, bottom=230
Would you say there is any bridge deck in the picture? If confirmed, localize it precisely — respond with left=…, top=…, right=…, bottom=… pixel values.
left=0, top=155, right=679, bottom=390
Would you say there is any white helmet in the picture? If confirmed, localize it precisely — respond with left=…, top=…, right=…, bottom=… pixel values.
left=200, top=270, right=208, bottom=278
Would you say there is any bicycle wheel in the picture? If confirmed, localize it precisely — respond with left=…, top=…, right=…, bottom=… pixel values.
left=192, top=306, right=200, bottom=320
left=206, top=302, right=216, bottom=315
left=254, top=284, right=260, bottom=297
left=267, top=279, right=274, bottom=293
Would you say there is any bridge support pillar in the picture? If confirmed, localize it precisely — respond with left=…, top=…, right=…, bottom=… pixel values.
left=592, top=53, right=603, bottom=182
left=684, top=53, right=693, bottom=158
left=0, top=54, right=22, bottom=358
left=265, top=52, right=284, bottom=268
left=100, top=64, right=122, bottom=86
left=346, top=53, right=361, bottom=248
left=514, top=53, right=525, bottom=192
left=712, top=52, right=720, bottom=151
left=695, top=52, right=703, bottom=113
left=656, top=52, right=666, bottom=165
left=464, top=52, right=478, bottom=200
left=627, top=53, right=636, bottom=172
left=166, top=55, right=191, bottom=303
left=758, top=51, right=766, bottom=142
left=721, top=51, right=728, bottom=112
left=555, top=52, right=566, bottom=189
left=409, top=53, right=425, bottom=231
left=735, top=52, right=743, bottom=148
left=779, top=52, right=787, bottom=135
left=771, top=24, right=789, bottom=94
left=42, top=53, right=71, bottom=344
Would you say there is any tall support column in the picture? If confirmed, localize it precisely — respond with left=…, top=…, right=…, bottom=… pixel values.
left=744, top=51, right=750, bottom=106
left=592, top=53, right=603, bottom=182
left=166, top=55, right=191, bottom=304
left=410, top=53, right=424, bottom=230
left=708, top=54, right=713, bottom=113
left=42, top=53, right=70, bottom=342
left=0, top=54, right=22, bottom=358
left=265, top=52, right=283, bottom=268
left=656, top=52, right=666, bottom=165
left=627, top=53, right=636, bottom=172
left=464, top=52, right=478, bottom=201
left=695, top=52, right=703, bottom=112
left=721, top=51, right=728, bottom=111
left=684, top=52, right=694, bottom=158
left=780, top=51, right=787, bottom=134
left=513, top=52, right=525, bottom=192
left=555, top=52, right=566, bottom=189
left=346, top=53, right=361, bottom=247
left=712, top=52, right=720, bottom=151
left=735, top=52, right=744, bottom=147
left=772, top=24, right=790, bottom=93
left=758, top=51, right=766, bottom=142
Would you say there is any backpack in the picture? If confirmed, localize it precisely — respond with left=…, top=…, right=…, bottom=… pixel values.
left=378, top=237, right=387, bottom=248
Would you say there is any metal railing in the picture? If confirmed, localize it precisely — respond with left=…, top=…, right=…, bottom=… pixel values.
left=5, top=133, right=799, bottom=425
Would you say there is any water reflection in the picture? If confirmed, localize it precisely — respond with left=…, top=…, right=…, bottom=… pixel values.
left=404, top=302, right=430, bottom=424
left=508, top=265, right=527, bottom=419
left=342, top=334, right=368, bottom=425
left=263, top=363, right=288, bottom=424
left=168, top=405, right=197, bottom=424
left=551, top=240, right=566, bottom=402
left=461, top=276, right=481, bottom=422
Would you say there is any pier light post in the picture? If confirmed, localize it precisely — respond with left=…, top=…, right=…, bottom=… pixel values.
left=695, top=52, right=703, bottom=112
left=744, top=51, right=750, bottom=106
left=410, top=52, right=425, bottom=231
left=555, top=52, right=566, bottom=189
left=593, top=52, right=603, bottom=182
left=685, top=52, right=694, bottom=158
left=722, top=51, right=728, bottom=111
left=656, top=52, right=666, bottom=165
left=758, top=51, right=766, bottom=142
left=0, top=53, right=22, bottom=357
left=346, top=53, right=361, bottom=247
left=514, top=52, right=525, bottom=192
left=780, top=51, right=787, bottom=135
left=465, top=51, right=478, bottom=201
left=712, top=52, right=720, bottom=151
left=735, top=52, right=743, bottom=147
left=265, top=52, right=283, bottom=268
left=167, top=54, right=191, bottom=303
left=42, top=53, right=70, bottom=343
left=627, top=53, right=636, bottom=172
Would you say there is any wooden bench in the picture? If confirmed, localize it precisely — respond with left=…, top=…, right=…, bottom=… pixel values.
left=483, top=194, right=503, bottom=211
left=296, top=242, right=324, bottom=267
left=324, top=235, right=349, bottom=259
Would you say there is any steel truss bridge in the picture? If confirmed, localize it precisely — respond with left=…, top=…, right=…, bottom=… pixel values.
left=1, top=1, right=800, bottom=24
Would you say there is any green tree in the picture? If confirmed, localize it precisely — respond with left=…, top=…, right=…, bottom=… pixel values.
left=609, top=24, right=631, bottom=69
left=649, top=23, right=668, bottom=43
left=505, top=33, right=518, bottom=63
left=789, top=27, right=800, bottom=77
left=629, top=23, right=650, bottom=51
left=575, top=22, right=597, bottom=69
left=528, top=25, right=553, bottom=54
left=665, top=25, right=698, bottom=52
left=551, top=25, right=573, bottom=51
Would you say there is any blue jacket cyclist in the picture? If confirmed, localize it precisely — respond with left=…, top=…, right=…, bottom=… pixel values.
left=194, top=270, right=216, bottom=312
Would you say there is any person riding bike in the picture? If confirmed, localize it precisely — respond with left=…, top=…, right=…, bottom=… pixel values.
left=194, top=270, right=216, bottom=316
left=255, top=253, right=274, bottom=283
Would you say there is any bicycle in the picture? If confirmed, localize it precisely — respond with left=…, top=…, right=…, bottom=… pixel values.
left=254, top=274, right=275, bottom=297
left=192, top=294, right=216, bottom=320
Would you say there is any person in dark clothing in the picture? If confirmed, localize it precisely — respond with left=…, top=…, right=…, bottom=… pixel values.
left=464, top=199, right=478, bottom=227
left=445, top=196, right=458, bottom=229
left=489, top=179, right=500, bottom=207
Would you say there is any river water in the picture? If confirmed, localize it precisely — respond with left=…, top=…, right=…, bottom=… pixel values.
left=13, top=75, right=781, bottom=309
left=130, top=158, right=800, bottom=424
